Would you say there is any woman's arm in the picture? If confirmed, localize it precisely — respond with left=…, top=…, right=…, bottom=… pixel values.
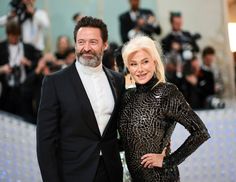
left=162, top=83, right=210, bottom=168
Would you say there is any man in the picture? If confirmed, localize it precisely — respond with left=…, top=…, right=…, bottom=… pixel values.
left=0, top=20, right=41, bottom=122
left=0, top=0, right=50, bottom=51
left=181, top=55, right=217, bottom=109
left=162, top=12, right=200, bottom=61
left=119, top=0, right=161, bottom=43
left=37, top=16, right=125, bottom=182
left=201, top=46, right=224, bottom=96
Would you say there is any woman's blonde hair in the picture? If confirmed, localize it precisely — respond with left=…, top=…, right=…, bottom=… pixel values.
left=122, top=35, right=166, bottom=83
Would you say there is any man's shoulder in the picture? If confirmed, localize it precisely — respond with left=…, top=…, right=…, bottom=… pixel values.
left=0, top=41, right=8, bottom=59
left=119, top=11, right=130, bottom=20
left=161, top=32, right=174, bottom=41
left=140, top=8, right=154, bottom=15
left=182, top=30, right=192, bottom=36
left=200, top=67, right=214, bottom=75
left=23, top=42, right=41, bottom=52
left=0, top=40, right=7, bottom=47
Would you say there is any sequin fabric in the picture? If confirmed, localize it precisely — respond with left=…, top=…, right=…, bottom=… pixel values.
left=118, top=77, right=210, bottom=182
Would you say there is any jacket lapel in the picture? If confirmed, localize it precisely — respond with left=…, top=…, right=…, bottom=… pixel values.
left=102, top=67, right=119, bottom=137
left=69, top=63, right=101, bottom=137
left=103, top=67, right=118, bottom=102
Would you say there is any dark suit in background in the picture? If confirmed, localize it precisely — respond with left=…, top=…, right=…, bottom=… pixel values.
left=0, top=40, right=41, bottom=120
left=161, top=31, right=200, bottom=54
left=119, top=8, right=161, bottom=43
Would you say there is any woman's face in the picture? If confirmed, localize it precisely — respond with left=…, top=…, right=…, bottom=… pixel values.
left=127, top=49, right=156, bottom=85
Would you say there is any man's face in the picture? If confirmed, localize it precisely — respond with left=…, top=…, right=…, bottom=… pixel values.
left=172, top=16, right=182, bottom=31
left=75, top=27, right=107, bottom=67
left=191, top=58, right=200, bottom=73
left=8, top=34, right=20, bottom=45
left=130, top=0, right=139, bottom=11
left=204, top=54, right=215, bottom=67
left=58, top=37, right=70, bottom=53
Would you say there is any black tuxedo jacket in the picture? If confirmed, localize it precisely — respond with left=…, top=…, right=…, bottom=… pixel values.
left=119, top=9, right=161, bottom=43
left=37, top=62, right=125, bottom=182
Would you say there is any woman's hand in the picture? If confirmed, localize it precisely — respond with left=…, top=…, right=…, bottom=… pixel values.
left=141, top=148, right=166, bottom=168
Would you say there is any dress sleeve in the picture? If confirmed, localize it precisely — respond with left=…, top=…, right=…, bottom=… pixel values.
left=162, top=83, right=210, bottom=168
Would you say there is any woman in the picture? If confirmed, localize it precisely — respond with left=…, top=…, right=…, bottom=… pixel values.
left=118, top=35, right=210, bottom=182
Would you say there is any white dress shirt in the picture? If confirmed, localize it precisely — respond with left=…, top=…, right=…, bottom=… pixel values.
left=75, top=60, right=115, bottom=136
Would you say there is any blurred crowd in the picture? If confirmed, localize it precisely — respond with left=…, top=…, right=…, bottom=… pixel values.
left=0, top=0, right=225, bottom=124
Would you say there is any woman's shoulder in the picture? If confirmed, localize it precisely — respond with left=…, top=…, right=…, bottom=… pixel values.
left=124, top=87, right=136, bottom=97
left=120, top=87, right=136, bottom=106
left=153, top=82, right=179, bottom=95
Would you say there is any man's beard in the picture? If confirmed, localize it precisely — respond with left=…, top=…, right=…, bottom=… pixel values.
left=76, top=50, right=102, bottom=67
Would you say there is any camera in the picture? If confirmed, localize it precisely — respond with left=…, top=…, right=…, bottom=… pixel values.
left=6, top=65, right=22, bottom=87
left=205, top=95, right=225, bottom=109
left=9, top=0, right=27, bottom=24
left=175, top=33, right=201, bottom=61
left=10, top=0, right=26, bottom=15
left=180, top=33, right=200, bottom=51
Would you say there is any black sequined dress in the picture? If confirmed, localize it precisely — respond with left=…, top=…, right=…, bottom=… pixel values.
left=118, top=76, right=210, bottom=182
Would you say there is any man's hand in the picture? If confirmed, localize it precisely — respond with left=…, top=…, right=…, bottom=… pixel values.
left=0, top=64, right=12, bottom=75
left=186, top=74, right=198, bottom=85
left=21, top=57, right=32, bottom=67
left=147, top=15, right=157, bottom=25
left=35, top=58, right=46, bottom=75
left=24, top=0, right=35, bottom=15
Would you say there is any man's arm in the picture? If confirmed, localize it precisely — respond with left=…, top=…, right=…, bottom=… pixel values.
left=34, top=9, right=50, bottom=29
left=36, top=76, right=61, bottom=182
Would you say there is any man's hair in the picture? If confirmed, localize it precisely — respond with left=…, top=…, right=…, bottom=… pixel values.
left=170, top=11, right=182, bottom=23
left=72, top=12, right=80, bottom=21
left=73, top=16, right=108, bottom=43
left=6, top=20, right=21, bottom=35
left=202, top=46, right=215, bottom=58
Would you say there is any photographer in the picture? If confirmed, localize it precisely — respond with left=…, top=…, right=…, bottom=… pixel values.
left=22, top=53, right=62, bottom=122
left=162, top=12, right=201, bottom=62
left=0, top=0, right=50, bottom=51
left=181, top=56, right=225, bottom=110
left=119, top=0, right=161, bottom=43
left=0, top=20, right=42, bottom=122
